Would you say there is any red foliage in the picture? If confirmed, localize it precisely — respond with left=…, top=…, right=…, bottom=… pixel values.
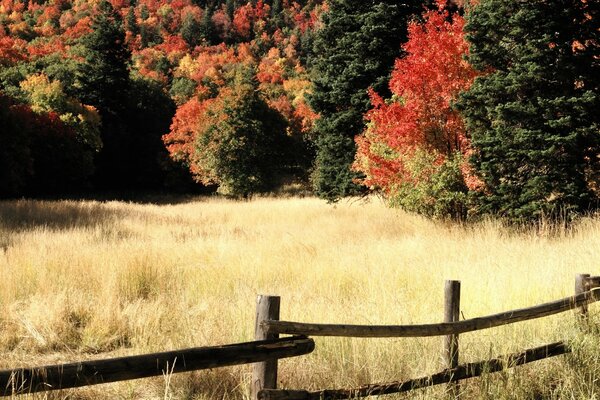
left=182, top=44, right=242, bottom=85
left=257, top=47, right=284, bottom=84
left=211, top=8, right=231, bottom=42
left=110, top=0, right=130, bottom=11
left=290, top=1, right=321, bottom=33
left=232, top=3, right=254, bottom=40
left=354, top=2, right=479, bottom=191
left=36, top=5, right=61, bottom=31
left=157, top=34, right=189, bottom=61
left=163, top=97, right=203, bottom=163
left=254, top=0, right=270, bottom=21
left=63, top=15, right=93, bottom=39
left=27, top=37, right=67, bottom=58
left=0, top=36, right=27, bottom=65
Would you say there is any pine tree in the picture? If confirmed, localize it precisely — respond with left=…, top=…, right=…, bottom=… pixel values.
left=199, top=5, right=218, bottom=45
left=76, top=0, right=133, bottom=189
left=270, top=0, right=284, bottom=29
left=226, top=0, right=235, bottom=19
left=77, top=0, right=130, bottom=116
left=307, top=0, right=430, bottom=201
left=457, top=0, right=600, bottom=222
left=126, top=6, right=139, bottom=37
left=181, top=12, right=202, bottom=48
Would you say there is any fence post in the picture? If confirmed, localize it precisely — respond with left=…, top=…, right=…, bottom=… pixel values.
left=251, top=295, right=281, bottom=400
left=575, top=274, right=591, bottom=318
left=444, top=280, right=461, bottom=398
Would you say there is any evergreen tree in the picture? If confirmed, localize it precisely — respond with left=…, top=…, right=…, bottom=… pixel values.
left=270, top=0, right=284, bottom=30
left=226, top=0, right=235, bottom=19
left=181, top=12, right=202, bottom=48
left=199, top=5, right=218, bottom=45
left=126, top=6, right=139, bottom=37
left=458, top=0, right=600, bottom=222
left=307, top=0, right=430, bottom=201
left=76, top=0, right=132, bottom=189
left=76, top=0, right=130, bottom=116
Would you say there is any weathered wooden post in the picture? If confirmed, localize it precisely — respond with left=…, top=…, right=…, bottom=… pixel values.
left=575, top=273, right=591, bottom=318
left=444, top=280, right=461, bottom=398
left=252, top=295, right=281, bottom=400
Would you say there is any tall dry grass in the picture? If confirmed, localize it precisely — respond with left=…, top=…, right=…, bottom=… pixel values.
left=0, top=196, right=600, bottom=399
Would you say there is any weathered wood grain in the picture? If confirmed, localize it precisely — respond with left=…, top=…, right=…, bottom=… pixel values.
left=0, top=336, right=314, bottom=396
left=258, top=341, right=569, bottom=399
left=444, top=280, right=461, bottom=397
left=265, top=288, right=600, bottom=338
left=252, top=295, right=281, bottom=400
left=575, top=274, right=591, bottom=316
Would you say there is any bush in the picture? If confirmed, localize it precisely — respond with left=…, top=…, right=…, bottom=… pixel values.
left=388, top=150, right=470, bottom=220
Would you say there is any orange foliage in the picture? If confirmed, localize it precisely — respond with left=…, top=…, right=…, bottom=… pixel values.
left=0, top=36, right=27, bottom=65
left=27, top=37, right=67, bottom=59
left=354, top=3, right=480, bottom=191
left=257, top=47, right=284, bottom=84
left=157, top=34, right=189, bottom=62
left=63, top=15, right=93, bottom=39
left=232, top=3, right=254, bottom=40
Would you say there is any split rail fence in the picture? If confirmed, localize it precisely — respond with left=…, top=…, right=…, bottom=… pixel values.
left=0, top=274, right=598, bottom=399
left=253, top=273, right=600, bottom=399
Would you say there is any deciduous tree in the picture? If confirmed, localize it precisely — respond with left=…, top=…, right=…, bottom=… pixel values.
left=354, top=2, right=478, bottom=219
left=308, top=0, right=430, bottom=201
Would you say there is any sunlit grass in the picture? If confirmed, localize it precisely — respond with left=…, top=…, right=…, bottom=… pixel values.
left=1, top=196, right=599, bottom=399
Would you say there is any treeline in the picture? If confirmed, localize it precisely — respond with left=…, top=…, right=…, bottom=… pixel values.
left=0, top=0, right=598, bottom=223
left=1, top=0, right=322, bottom=197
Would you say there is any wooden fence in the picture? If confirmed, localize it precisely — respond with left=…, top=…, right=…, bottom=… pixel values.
left=0, top=274, right=598, bottom=399
left=0, top=336, right=314, bottom=397
left=253, top=273, right=600, bottom=400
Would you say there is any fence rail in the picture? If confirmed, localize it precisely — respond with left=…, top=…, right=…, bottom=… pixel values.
left=263, top=288, right=600, bottom=338
left=253, top=274, right=600, bottom=400
left=2, top=274, right=598, bottom=399
left=258, top=341, right=570, bottom=400
left=0, top=336, right=314, bottom=397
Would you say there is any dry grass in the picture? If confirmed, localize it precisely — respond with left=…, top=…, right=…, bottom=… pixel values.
left=1, top=196, right=600, bottom=399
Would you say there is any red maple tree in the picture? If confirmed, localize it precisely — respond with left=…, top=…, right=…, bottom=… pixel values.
left=354, top=1, right=480, bottom=194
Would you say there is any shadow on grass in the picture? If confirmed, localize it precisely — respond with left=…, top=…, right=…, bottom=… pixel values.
left=0, top=199, right=131, bottom=232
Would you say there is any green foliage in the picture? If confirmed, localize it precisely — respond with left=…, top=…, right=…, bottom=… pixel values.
left=194, top=68, right=289, bottom=197
left=308, top=0, right=430, bottom=201
left=199, top=5, right=218, bottom=45
left=76, top=0, right=130, bottom=115
left=126, top=6, right=139, bottom=36
left=169, top=76, right=198, bottom=105
left=388, top=150, right=470, bottom=220
left=180, top=12, right=201, bottom=48
left=458, top=0, right=600, bottom=223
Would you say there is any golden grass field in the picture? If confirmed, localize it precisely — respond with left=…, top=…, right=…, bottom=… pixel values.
left=1, top=196, right=600, bottom=399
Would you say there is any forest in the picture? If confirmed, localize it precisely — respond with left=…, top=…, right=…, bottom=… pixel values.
left=0, top=0, right=598, bottom=223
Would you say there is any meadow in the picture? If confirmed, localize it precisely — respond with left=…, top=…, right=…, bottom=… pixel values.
left=1, top=196, right=600, bottom=399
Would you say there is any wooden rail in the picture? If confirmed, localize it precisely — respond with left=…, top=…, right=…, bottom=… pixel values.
left=258, top=341, right=569, bottom=400
left=263, top=288, right=600, bottom=338
left=2, top=274, right=597, bottom=399
left=0, top=336, right=314, bottom=397
left=250, top=274, right=600, bottom=400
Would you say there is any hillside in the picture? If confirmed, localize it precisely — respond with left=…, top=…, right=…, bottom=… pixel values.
left=0, top=0, right=324, bottom=195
